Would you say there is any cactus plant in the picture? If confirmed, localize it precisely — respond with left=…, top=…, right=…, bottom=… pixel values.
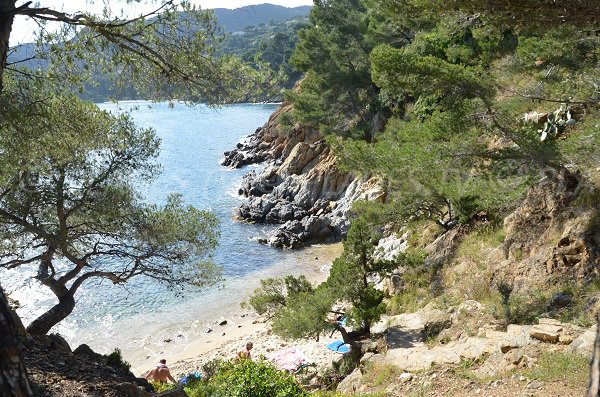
left=537, top=104, right=576, bottom=141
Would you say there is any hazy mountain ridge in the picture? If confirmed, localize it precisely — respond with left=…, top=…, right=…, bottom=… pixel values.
left=213, top=4, right=311, bottom=32
left=7, top=3, right=311, bottom=101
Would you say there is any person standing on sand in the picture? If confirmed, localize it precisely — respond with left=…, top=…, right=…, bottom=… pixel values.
left=146, top=359, right=176, bottom=383
left=237, top=341, right=253, bottom=359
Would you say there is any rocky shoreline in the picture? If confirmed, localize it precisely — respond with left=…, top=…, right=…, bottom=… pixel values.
left=222, top=102, right=385, bottom=248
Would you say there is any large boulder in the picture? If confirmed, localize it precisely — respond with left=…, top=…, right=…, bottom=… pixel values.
left=336, top=368, right=364, bottom=394
left=568, top=324, right=597, bottom=355
left=527, top=318, right=585, bottom=345
left=530, top=324, right=562, bottom=343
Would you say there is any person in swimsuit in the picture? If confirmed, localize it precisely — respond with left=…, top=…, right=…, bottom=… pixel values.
left=146, top=359, right=176, bottom=383
left=237, top=341, right=253, bottom=360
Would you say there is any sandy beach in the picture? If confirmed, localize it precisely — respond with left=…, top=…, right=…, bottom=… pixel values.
left=167, top=310, right=345, bottom=378
left=133, top=243, right=344, bottom=377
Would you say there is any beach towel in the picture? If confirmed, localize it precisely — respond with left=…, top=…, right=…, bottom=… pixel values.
left=179, top=371, right=201, bottom=384
left=267, top=347, right=312, bottom=372
left=326, top=339, right=351, bottom=354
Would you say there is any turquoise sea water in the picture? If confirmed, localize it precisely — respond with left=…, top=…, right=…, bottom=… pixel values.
left=3, top=101, right=335, bottom=369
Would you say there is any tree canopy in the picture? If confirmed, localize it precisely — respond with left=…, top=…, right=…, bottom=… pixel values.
left=248, top=0, right=600, bottom=362
left=2, top=0, right=273, bottom=101
left=249, top=219, right=395, bottom=346
left=285, top=0, right=383, bottom=140
left=286, top=0, right=600, bottom=230
left=0, top=83, right=221, bottom=334
left=0, top=1, right=286, bottom=336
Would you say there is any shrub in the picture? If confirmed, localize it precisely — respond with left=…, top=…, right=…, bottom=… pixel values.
left=492, top=288, right=548, bottom=325
left=496, top=280, right=514, bottom=325
left=185, top=359, right=308, bottom=397
left=150, top=381, right=176, bottom=393
left=104, top=348, right=131, bottom=373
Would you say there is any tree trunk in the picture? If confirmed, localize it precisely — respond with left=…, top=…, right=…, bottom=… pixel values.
left=334, top=323, right=361, bottom=352
left=26, top=293, right=75, bottom=336
left=0, top=284, right=33, bottom=397
left=0, top=0, right=16, bottom=94
left=586, top=316, right=600, bottom=397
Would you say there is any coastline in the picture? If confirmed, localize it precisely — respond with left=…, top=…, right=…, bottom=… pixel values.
left=132, top=242, right=343, bottom=376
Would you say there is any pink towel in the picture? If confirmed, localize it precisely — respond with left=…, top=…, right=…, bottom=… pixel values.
left=267, top=347, right=311, bottom=372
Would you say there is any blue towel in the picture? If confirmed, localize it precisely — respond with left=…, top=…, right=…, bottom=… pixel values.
left=179, top=371, right=202, bottom=384
left=326, top=340, right=351, bottom=354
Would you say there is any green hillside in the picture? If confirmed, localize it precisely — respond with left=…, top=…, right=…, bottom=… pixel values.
left=214, top=4, right=311, bottom=32
left=7, top=4, right=311, bottom=102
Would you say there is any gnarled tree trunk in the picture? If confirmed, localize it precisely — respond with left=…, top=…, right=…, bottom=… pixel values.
left=0, top=0, right=16, bottom=94
left=586, top=315, right=600, bottom=397
left=26, top=292, right=75, bottom=336
left=0, top=284, right=33, bottom=397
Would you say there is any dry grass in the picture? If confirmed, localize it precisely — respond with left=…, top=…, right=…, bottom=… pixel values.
left=361, top=363, right=403, bottom=389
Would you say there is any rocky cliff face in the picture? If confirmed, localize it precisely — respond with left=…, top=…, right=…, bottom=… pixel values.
left=222, top=102, right=385, bottom=248
left=336, top=301, right=591, bottom=397
left=493, top=169, right=600, bottom=290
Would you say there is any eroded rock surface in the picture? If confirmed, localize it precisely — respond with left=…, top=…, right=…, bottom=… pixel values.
left=21, top=334, right=153, bottom=397
left=222, top=102, right=385, bottom=248
left=493, top=169, right=600, bottom=290
left=363, top=303, right=590, bottom=383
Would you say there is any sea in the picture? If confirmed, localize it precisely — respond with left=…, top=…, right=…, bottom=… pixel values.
left=2, top=101, right=337, bottom=371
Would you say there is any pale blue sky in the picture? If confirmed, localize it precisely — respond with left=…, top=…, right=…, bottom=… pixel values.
left=11, top=1, right=313, bottom=44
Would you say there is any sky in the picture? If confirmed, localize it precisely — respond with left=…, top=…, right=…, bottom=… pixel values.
left=10, top=0, right=314, bottom=45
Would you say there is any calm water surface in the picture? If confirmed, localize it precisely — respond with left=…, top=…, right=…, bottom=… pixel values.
left=3, top=101, right=334, bottom=369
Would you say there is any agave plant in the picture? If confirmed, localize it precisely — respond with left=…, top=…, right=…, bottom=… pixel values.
left=538, top=104, right=576, bottom=141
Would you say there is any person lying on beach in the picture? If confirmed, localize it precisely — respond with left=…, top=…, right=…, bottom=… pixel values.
left=237, top=341, right=253, bottom=360
left=145, top=359, right=176, bottom=383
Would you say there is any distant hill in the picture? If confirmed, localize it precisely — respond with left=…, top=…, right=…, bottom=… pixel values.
left=7, top=3, right=312, bottom=101
left=214, top=4, right=311, bottom=32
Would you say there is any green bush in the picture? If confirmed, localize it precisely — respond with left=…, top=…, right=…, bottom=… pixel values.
left=185, top=359, right=307, bottom=397
left=489, top=288, right=548, bottom=325
left=185, top=381, right=220, bottom=397
left=150, top=381, right=176, bottom=393
left=104, top=348, right=131, bottom=373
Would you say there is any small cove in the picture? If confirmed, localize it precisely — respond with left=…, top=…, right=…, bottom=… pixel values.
left=3, top=101, right=340, bottom=370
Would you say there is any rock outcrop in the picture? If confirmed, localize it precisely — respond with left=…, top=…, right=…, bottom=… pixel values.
left=222, top=102, right=385, bottom=248
left=21, top=333, right=154, bottom=397
left=346, top=302, right=591, bottom=393
left=491, top=169, right=600, bottom=290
